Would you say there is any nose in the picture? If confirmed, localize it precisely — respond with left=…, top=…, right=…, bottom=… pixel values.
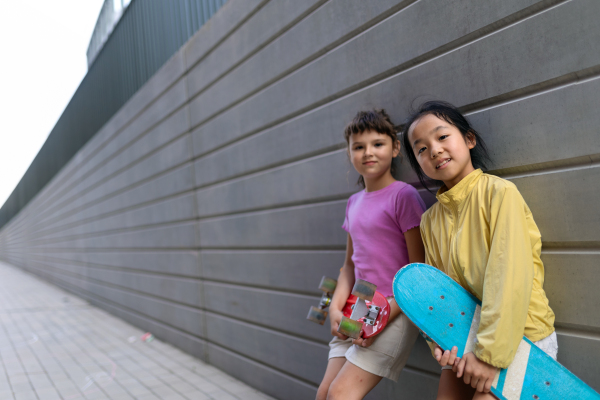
left=429, top=142, right=442, bottom=158
left=364, top=144, right=374, bottom=157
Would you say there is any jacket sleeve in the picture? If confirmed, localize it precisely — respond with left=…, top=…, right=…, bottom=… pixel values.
left=473, top=185, right=534, bottom=368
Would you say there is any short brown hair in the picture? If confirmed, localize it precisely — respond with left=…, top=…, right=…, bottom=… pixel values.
left=344, top=109, right=399, bottom=188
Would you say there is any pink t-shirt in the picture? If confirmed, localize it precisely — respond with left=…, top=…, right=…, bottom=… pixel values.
left=342, top=181, right=426, bottom=297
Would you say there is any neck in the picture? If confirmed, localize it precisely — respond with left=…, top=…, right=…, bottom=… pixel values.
left=364, top=172, right=397, bottom=192
left=442, top=164, right=476, bottom=190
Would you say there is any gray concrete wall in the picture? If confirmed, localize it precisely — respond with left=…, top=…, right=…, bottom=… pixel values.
left=1, top=0, right=599, bottom=398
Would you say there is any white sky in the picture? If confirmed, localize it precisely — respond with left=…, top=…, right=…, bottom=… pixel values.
left=0, top=0, right=105, bottom=208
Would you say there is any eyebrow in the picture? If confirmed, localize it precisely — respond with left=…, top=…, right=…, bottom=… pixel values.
left=411, top=126, right=447, bottom=148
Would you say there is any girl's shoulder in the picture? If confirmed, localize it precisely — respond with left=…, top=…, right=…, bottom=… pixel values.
left=477, top=173, right=522, bottom=199
left=388, top=180, right=422, bottom=199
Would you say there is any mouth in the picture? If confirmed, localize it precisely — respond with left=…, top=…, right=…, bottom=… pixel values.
left=436, top=158, right=451, bottom=169
left=363, top=161, right=377, bottom=166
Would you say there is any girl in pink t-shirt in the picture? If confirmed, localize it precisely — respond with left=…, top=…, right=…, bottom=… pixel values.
left=316, top=110, right=427, bottom=400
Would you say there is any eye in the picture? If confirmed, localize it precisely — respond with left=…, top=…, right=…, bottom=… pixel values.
left=417, top=146, right=426, bottom=155
left=374, top=142, right=384, bottom=147
left=353, top=145, right=363, bottom=150
left=439, top=135, right=448, bottom=140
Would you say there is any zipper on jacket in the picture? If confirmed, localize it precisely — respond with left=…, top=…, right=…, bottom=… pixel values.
left=449, top=202, right=470, bottom=290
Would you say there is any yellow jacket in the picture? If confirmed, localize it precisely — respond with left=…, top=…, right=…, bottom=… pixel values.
left=420, top=169, right=555, bottom=368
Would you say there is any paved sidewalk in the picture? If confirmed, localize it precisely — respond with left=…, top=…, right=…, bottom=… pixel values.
left=0, top=262, right=275, bottom=400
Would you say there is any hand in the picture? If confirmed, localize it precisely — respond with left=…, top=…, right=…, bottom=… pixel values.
left=352, top=335, right=375, bottom=348
left=434, top=345, right=461, bottom=368
left=456, top=352, right=498, bottom=393
left=329, top=309, right=348, bottom=340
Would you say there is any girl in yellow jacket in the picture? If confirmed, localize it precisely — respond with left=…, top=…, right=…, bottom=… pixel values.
left=400, top=101, right=556, bottom=400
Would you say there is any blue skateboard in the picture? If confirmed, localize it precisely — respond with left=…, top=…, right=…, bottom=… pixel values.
left=393, top=263, right=600, bottom=400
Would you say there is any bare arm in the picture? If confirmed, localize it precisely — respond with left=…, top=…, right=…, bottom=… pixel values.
left=387, top=226, right=425, bottom=321
left=329, top=234, right=356, bottom=339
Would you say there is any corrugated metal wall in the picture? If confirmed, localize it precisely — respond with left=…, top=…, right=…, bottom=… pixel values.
left=1, top=0, right=599, bottom=399
left=0, top=0, right=227, bottom=229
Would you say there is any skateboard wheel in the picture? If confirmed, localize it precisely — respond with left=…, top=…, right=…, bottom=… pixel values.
left=338, top=316, right=363, bottom=339
left=351, top=279, right=376, bottom=301
left=307, top=306, right=328, bottom=325
left=318, top=276, right=337, bottom=293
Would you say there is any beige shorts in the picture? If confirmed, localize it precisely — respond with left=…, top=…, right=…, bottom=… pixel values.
left=328, top=311, right=419, bottom=381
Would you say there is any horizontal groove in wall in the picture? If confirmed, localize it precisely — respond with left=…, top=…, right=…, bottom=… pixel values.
left=21, top=252, right=324, bottom=296
left=555, top=326, right=600, bottom=340
left=464, top=63, right=600, bottom=116
left=490, top=153, right=600, bottom=180
left=22, top=218, right=199, bottom=246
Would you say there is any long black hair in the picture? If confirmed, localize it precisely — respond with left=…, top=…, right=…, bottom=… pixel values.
left=400, top=101, right=491, bottom=191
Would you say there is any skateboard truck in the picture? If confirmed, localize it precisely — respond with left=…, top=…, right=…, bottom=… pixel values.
left=307, top=276, right=338, bottom=325
left=349, top=303, right=380, bottom=325
left=338, top=279, right=379, bottom=339
left=363, top=305, right=381, bottom=326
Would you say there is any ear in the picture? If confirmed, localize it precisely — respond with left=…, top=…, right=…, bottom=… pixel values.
left=392, top=139, right=401, bottom=158
left=465, top=131, right=477, bottom=150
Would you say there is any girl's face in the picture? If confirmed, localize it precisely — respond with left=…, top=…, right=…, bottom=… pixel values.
left=349, top=130, right=400, bottom=187
left=407, top=114, right=476, bottom=190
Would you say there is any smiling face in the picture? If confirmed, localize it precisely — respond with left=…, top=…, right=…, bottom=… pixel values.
left=349, top=129, right=400, bottom=191
left=407, top=113, right=476, bottom=190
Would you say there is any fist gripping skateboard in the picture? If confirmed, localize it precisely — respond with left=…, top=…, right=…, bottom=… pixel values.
left=307, top=277, right=390, bottom=339
left=392, top=263, right=600, bottom=400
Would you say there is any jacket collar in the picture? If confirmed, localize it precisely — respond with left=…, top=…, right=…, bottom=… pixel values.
left=436, top=169, right=483, bottom=210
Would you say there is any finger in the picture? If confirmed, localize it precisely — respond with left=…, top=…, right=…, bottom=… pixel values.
left=434, top=346, right=443, bottom=361
left=463, top=371, right=471, bottom=385
left=477, top=377, right=486, bottom=393
left=484, top=375, right=493, bottom=393
left=452, top=357, right=460, bottom=373
left=448, top=346, right=458, bottom=365
left=470, top=376, right=478, bottom=389
left=363, top=337, right=374, bottom=347
left=456, top=357, right=466, bottom=378
left=440, top=350, right=451, bottom=366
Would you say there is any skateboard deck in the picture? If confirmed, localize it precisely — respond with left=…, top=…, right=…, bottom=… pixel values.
left=307, top=277, right=390, bottom=339
left=392, top=263, right=600, bottom=400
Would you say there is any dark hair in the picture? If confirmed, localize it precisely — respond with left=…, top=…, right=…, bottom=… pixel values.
left=344, top=109, right=399, bottom=188
left=400, top=101, right=491, bottom=191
